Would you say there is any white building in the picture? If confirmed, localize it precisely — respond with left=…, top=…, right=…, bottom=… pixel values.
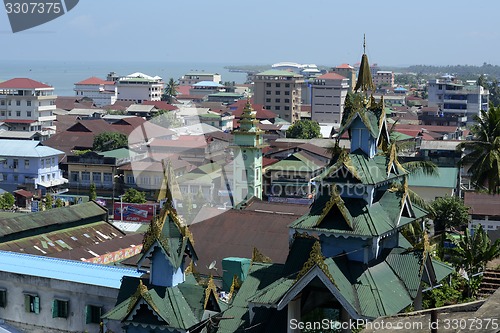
left=179, top=72, right=222, bottom=85
left=428, top=75, right=489, bottom=125
left=74, top=77, right=117, bottom=107
left=373, top=70, right=395, bottom=88
left=311, top=72, right=349, bottom=124
left=116, top=72, right=164, bottom=103
left=0, top=78, right=56, bottom=134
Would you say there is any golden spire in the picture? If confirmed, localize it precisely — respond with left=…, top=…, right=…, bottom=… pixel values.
left=251, top=247, right=272, bottom=263
left=204, top=275, right=218, bottom=309
left=354, top=35, right=375, bottom=94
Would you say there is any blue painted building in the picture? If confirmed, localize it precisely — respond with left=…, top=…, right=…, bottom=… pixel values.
left=0, top=139, right=67, bottom=194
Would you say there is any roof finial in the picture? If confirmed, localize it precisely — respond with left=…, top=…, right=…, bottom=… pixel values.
left=363, top=34, right=366, bottom=54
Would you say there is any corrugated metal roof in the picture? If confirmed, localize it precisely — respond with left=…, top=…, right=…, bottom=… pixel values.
left=408, top=167, right=458, bottom=189
left=0, top=250, right=142, bottom=288
left=0, top=139, right=63, bottom=157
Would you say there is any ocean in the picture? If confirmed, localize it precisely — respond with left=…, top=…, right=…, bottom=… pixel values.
left=0, top=60, right=249, bottom=96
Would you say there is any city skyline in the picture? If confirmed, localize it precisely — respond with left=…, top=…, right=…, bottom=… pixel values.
left=0, top=0, right=499, bottom=67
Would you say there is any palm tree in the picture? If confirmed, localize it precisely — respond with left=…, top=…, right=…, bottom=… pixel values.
left=458, top=105, right=500, bottom=194
left=162, top=78, right=179, bottom=103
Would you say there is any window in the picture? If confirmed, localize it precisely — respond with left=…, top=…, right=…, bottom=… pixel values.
left=27, top=100, right=31, bottom=107
left=81, top=172, right=90, bottom=182
left=285, top=91, right=290, bottom=95
left=276, top=83, right=281, bottom=87
left=285, top=99, right=290, bottom=103
left=275, top=106, right=281, bottom=110
left=24, top=294, right=40, bottom=314
left=7, top=111, right=11, bottom=117
left=126, top=175, right=135, bottom=184
left=12, top=159, right=18, bottom=169
left=266, top=83, right=271, bottom=87
left=265, top=90, right=271, bottom=95
left=285, top=106, right=290, bottom=111
left=16, top=111, right=21, bottom=117
left=40, top=159, right=44, bottom=168
left=103, top=173, right=112, bottom=183
left=51, top=157, right=55, bottom=165
left=285, top=83, right=290, bottom=88
left=16, top=100, right=20, bottom=106
left=70, top=172, right=79, bottom=182
left=0, top=289, right=6, bottom=308
left=24, top=159, right=29, bottom=169
left=275, top=98, right=280, bottom=103
left=85, top=305, right=103, bottom=324
left=0, top=111, right=4, bottom=117
left=92, top=172, right=101, bottom=183
left=265, top=98, right=271, bottom=103
left=52, top=299, right=69, bottom=318
left=275, top=91, right=280, bottom=95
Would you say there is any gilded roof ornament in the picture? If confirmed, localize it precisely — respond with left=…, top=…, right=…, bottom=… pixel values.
left=227, top=275, right=241, bottom=301
left=251, top=247, right=272, bottom=264
left=294, top=241, right=336, bottom=285
left=315, top=186, right=352, bottom=228
left=204, top=275, right=218, bottom=309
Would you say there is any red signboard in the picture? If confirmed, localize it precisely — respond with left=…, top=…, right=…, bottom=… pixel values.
left=113, top=203, right=155, bottom=223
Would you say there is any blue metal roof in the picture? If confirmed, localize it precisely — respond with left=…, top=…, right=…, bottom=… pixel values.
left=192, top=81, right=224, bottom=87
left=0, top=250, right=142, bottom=289
left=0, top=139, right=63, bottom=157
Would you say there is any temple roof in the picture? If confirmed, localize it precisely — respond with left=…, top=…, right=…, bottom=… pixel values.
left=290, top=187, right=426, bottom=238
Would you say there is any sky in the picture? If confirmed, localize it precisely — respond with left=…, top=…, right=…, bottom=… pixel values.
left=0, top=0, right=499, bottom=67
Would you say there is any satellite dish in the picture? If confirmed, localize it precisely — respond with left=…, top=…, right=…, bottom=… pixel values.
left=208, top=260, right=217, bottom=270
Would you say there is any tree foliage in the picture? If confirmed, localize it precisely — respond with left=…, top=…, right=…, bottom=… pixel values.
left=55, top=198, right=64, bottom=208
left=430, top=196, right=469, bottom=234
left=122, top=188, right=147, bottom=204
left=0, top=193, right=15, bottom=210
left=448, top=224, right=500, bottom=276
left=286, top=120, right=321, bottom=139
left=44, top=194, right=53, bottom=210
left=89, top=183, right=97, bottom=201
left=458, top=105, right=500, bottom=193
left=92, top=132, right=128, bottom=152
left=162, top=78, right=178, bottom=103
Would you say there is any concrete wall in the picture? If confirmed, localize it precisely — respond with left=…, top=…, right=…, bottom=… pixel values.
left=0, top=271, right=122, bottom=333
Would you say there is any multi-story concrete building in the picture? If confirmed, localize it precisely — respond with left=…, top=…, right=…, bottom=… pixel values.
left=74, top=77, right=117, bottom=107
left=0, top=139, right=67, bottom=194
left=373, top=70, right=395, bottom=89
left=331, top=63, right=356, bottom=91
left=253, top=70, right=303, bottom=123
left=178, top=72, right=222, bottom=85
left=311, top=72, right=349, bottom=124
left=116, top=72, right=164, bottom=103
left=428, top=75, right=489, bottom=125
left=0, top=78, right=56, bottom=135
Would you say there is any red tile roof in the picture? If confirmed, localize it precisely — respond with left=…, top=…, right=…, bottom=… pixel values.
left=75, top=77, right=115, bottom=85
left=2, top=119, right=38, bottom=124
left=231, top=101, right=277, bottom=120
left=0, top=78, right=52, bottom=89
left=336, top=63, right=354, bottom=69
left=317, top=72, right=346, bottom=80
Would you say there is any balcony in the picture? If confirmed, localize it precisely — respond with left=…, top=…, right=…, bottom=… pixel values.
left=37, top=115, right=56, bottom=122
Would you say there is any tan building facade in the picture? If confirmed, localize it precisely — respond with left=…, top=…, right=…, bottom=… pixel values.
left=253, top=70, right=303, bottom=123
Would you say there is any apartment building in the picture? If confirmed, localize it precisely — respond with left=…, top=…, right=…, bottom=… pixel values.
left=253, top=70, right=303, bottom=123
left=116, top=72, right=164, bottom=103
left=311, top=72, right=349, bottom=124
left=0, top=78, right=56, bottom=134
left=331, top=63, right=356, bottom=91
left=428, top=75, right=489, bottom=125
left=74, top=77, right=117, bottom=107
left=373, top=70, right=395, bottom=88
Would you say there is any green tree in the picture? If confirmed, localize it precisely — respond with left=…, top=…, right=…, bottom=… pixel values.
left=488, top=79, right=500, bottom=107
left=458, top=105, right=500, bottom=193
left=89, top=183, right=97, bottom=201
left=122, top=188, right=147, bottom=204
left=162, top=78, right=178, bottom=103
left=44, top=194, right=54, bottom=210
left=477, top=74, right=488, bottom=89
left=2, top=193, right=14, bottom=209
left=92, top=132, right=128, bottom=152
left=286, top=120, right=321, bottom=139
left=430, top=196, right=469, bottom=235
left=55, top=198, right=64, bottom=208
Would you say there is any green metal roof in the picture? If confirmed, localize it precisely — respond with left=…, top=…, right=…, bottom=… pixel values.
left=99, top=148, right=140, bottom=159
left=291, top=189, right=426, bottom=238
left=408, top=167, right=458, bottom=189
left=0, top=201, right=107, bottom=240
left=266, top=152, right=324, bottom=173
